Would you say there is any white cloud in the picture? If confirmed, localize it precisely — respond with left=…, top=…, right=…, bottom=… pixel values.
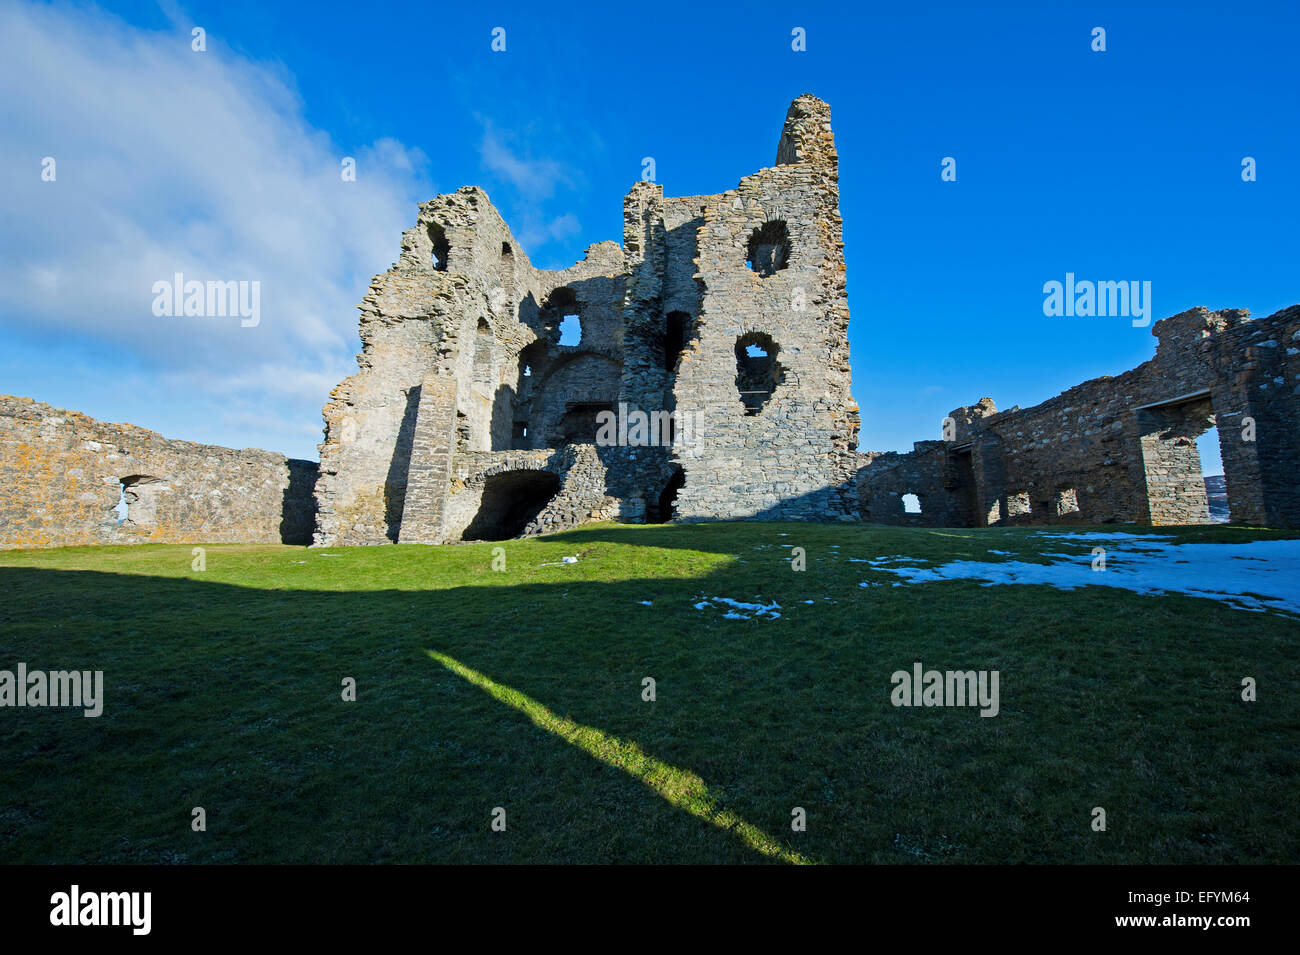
left=479, top=122, right=574, bottom=201
left=475, top=118, right=590, bottom=268
left=516, top=212, right=583, bottom=256
left=0, top=1, right=433, bottom=458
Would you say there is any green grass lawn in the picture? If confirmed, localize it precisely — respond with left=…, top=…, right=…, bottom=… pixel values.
left=1, top=521, right=1297, bottom=864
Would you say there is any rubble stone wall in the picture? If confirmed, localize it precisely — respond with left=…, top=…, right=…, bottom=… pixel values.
left=856, top=305, right=1300, bottom=527
left=314, top=93, right=866, bottom=544
left=0, top=395, right=317, bottom=549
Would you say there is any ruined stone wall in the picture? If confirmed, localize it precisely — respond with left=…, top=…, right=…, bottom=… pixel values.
left=443, top=445, right=630, bottom=541
left=317, top=93, right=1298, bottom=544
left=857, top=305, right=1300, bottom=527
left=659, top=95, right=861, bottom=522
left=855, top=444, right=979, bottom=527
left=314, top=185, right=626, bottom=545
left=0, top=395, right=317, bottom=549
left=317, top=94, right=863, bottom=544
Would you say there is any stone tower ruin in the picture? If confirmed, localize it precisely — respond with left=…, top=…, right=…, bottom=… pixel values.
left=309, top=93, right=1299, bottom=547
left=314, top=94, right=862, bottom=545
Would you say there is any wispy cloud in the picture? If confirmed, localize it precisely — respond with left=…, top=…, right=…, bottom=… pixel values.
left=515, top=212, right=583, bottom=254
left=475, top=117, right=589, bottom=266
left=0, top=1, right=433, bottom=458
left=479, top=121, right=574, bottom=201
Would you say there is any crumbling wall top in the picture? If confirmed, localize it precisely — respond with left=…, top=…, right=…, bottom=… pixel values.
left=775, top=93, right=837, bottom=172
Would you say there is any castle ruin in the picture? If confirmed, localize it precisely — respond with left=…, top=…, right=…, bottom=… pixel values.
left=2, top=94, right=1297, bottom=550
left=314, top=94, right=859, bottom=545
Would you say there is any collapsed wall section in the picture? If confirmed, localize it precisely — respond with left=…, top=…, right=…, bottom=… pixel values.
left=444, top=445, right=627, bottom=542
left=856, top=305, right=1300, bottom=527
left=314, top=185, right=630, bottom=545
left=0, top=395, right=317, bottom=549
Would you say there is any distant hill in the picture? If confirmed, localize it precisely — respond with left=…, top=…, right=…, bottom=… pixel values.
left=1205, top=474, right=1229, bottom=523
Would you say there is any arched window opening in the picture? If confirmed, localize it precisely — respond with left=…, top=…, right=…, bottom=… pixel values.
left=428, top=222, right=450, bottom=272
left=664, top=311, right=689, bottom=372
left=650, top=467, right=686, bottom=523
left=117, top=475, right=167, bottom=527
left=473, top=318, right=493, bottom=386
left=746, top=220, right=791, bottom=277
left=543, top=287, right=581, bottom=346
left=518, top=341, right=546, bottom=391
left=734, top=332, right=785, bottom=415
left=559, top=314, right=582, bottom=347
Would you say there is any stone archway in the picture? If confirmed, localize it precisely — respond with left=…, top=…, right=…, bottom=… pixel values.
left=461, top=469, right=562, bottom=541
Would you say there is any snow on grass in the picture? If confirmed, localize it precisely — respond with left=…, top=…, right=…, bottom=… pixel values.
left=694, top=596, right=782, bottom=620
left=857, top=533, right=1300, bottom=617
left=1033, top=531, right=1174, bottom=547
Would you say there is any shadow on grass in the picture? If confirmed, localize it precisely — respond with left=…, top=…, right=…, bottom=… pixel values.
left=1, top=522, right=1297, bottom=864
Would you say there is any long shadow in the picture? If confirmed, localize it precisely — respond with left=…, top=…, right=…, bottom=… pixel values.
left=1, top=523, right=1297, bottom=864
left=383, top=385, right=422, bottom=542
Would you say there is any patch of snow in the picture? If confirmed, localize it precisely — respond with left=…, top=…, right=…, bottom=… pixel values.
left=1032, top=531, right=1174, bottom=546
left=859, top=538, right=1300, bottom=616
left=693, top=596, right=782, bottom=620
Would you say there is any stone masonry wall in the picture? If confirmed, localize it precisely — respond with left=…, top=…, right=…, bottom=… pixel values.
left=650, top=95, right=861, bottom=523
left=857, top=305, right=1300, bottom=527
left=314, top=184, right=628, bottom=545
left=0, top=395, right=317, bottom=549
left=315, top=94, right=866, bottom=545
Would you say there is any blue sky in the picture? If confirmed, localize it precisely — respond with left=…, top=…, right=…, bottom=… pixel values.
left=2, top=0, right=1296, bottom=464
